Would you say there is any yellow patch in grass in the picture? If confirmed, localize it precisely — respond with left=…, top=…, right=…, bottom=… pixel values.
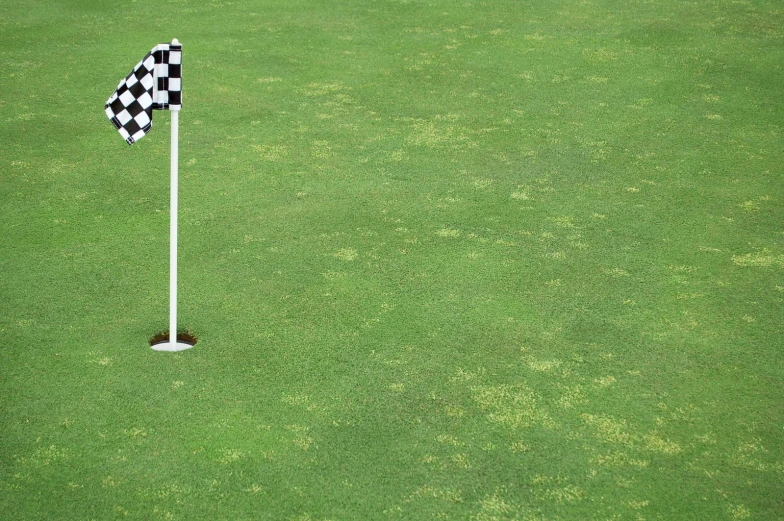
left=472, top=384, right=554, bottom=429
left=333, top=248, right=358, bottom=261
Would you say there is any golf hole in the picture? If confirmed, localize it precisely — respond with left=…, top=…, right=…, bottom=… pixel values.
left=149, top=331, right=198, bottom=347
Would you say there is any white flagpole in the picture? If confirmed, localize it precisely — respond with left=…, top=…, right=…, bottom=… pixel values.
left=152, top=38, right=192, bottom=352
left=169, top=108, right=180, bottom=349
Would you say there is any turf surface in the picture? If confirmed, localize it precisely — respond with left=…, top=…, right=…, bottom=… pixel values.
left=1, top=0, right=783, bottom=519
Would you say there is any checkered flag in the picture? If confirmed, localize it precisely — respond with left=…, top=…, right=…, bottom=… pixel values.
left=105, top=42, right=182, bottom=145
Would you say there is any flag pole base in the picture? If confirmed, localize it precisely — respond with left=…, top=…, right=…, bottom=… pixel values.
left=151, top=341, right=194, bottom=352
left=149, top=331, right=197, bottom=352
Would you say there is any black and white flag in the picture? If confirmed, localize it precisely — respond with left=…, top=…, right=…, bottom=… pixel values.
left=105, top=42, right=182, bottom=145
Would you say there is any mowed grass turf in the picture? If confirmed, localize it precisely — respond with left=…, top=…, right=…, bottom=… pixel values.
left=1, top=0, right=783, bottom=519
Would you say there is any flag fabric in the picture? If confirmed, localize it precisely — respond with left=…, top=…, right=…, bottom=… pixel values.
left=105, top=42, right=182, bottom=145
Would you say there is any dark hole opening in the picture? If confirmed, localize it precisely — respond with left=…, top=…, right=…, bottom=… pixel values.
left=149, top=331, right=198, bottom=347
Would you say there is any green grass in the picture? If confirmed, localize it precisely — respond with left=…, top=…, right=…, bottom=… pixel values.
left=2, top=0, right=783, bottom=519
